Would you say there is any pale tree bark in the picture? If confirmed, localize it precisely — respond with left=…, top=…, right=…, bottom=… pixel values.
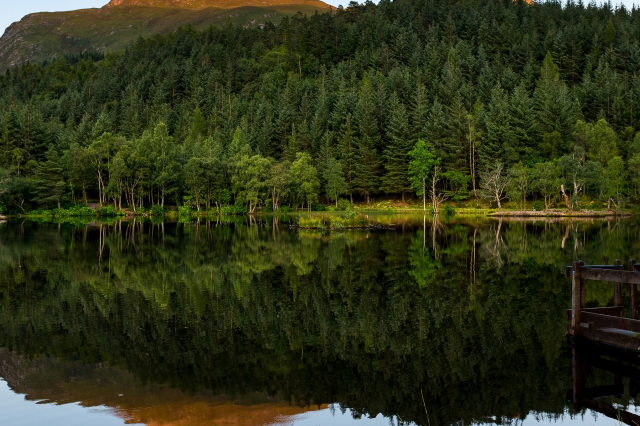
left=422, top=176, right=426, bottom=212
left=430, top=166, right=446, bottom=213
left=560, top=184, right=571, bottom=210
left=479, top=163, right=509, bottom=211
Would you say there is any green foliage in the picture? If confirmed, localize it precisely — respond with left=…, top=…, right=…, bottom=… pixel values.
left=324, top=158, right=348, bottom=206
left=290, top=152, right=320, bottom=210
left=97, top=205, right=124, bottom=217
left=506, top=162, right=531, bottom=209
left=408, top=140, right=437, bottom=198
left=221, top=202, right=248, bottom=215
left=151, top=205, right=164, bottom=216
left=26, top=205, right=96, bottom=217
left=0, top=3, right=332, bottom=71
left=532, top=200, right=544, bottom=211
left=336, top=199, right=353, bottom=211
left=297, top=212, right=368, bottom=229
left=1, top=0, right=640, bottom=212
left=442, top=171, right=471, bottom=201
left=443, top=203, right=455, bottom=217
left=310, top=203, right=326, bottom=212
left=604, top=156, right=626, bottom=209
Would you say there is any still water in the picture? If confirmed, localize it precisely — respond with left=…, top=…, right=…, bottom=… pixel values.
left=0, top=215, right=639, bottom=426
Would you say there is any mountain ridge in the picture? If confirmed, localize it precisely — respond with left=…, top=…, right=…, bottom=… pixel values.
left=0, top=0, right=332, bottom=71
left=105, top=0, right=330, bottom=9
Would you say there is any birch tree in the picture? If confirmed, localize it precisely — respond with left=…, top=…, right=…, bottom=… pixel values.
left=408, top=140, right=438, bottom=212
left=479, top=163, right=509, bottom=210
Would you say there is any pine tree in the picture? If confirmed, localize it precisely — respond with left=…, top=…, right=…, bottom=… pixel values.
left=337, top=114, right=356, bottom=202
left=32, top=146, right=65, bottom=209
left=353, top=74, right=380, bottom=204
left=481, top=84, right=510, bottom=169
left=381, top=93, right=412, bottom=201
left=410, top=83, right=429, bottom=142
left=507, top=85, right=536, bottom=163
left=534, top=52, right=577, bottom=148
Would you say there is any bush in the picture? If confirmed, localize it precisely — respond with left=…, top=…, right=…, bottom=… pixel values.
left=311, top=203, right=326, bottom=211
left=532, top=200, right=544, bottom=211
left=178, top=205, right=192, bottom=215
left=263, top=203, right=274, bottom=212
left=97, top=205, right=123, bottom=217
left=220, top=202, right=248, bottom=215
left=342, top=209, right=357, bottom=219
left=336, top=199, right=352, bottom=211
left=443, top=203, right=455, bottom=217
left=151, top=205, right=164, bottom=216
left=278, top=205, right=291, bottom=213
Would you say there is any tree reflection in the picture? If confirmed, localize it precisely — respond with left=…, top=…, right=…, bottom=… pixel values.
left=0, top=217, right=638, bottom=425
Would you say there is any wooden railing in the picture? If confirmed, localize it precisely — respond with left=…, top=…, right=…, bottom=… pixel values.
left=567, top=259, right=640, bottom=341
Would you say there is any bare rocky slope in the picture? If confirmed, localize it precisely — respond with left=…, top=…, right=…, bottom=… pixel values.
left=0, top=0, right=332, bottom=70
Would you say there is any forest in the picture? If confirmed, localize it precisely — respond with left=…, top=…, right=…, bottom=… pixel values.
left=2, top=0, right=640, bottom=214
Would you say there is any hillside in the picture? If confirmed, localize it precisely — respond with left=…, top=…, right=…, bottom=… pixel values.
left=1, top=0, right=640, bottom=214
left=0, top=0, right=332, bottom=70
left=105, top=0, right=330, bottom=8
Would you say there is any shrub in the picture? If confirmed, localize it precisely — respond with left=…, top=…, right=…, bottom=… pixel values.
left=263, top=203, right=274, bottom=212
left=336, top=199, right=352, bottom=211
left=311, top=203, right=326, bottom=211
left=278, top=205, right=291, bottom=213
left=97, top=205, right=123, bottom=217
left=342, top=209, right=357, bottom=219
left=178, top=205, right=192, bottom=215
left=221, top=202, right=247, bottom=215
left=532, top=200, right=544, bottom=211
left=151, top=205, right=164, bottom=216
left=443, top=203, right=455, bottom=217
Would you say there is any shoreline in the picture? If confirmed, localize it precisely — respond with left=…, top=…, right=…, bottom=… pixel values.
left=489, top=210, right=634, bottom=218
left=1, top=208, right=637, bottom=220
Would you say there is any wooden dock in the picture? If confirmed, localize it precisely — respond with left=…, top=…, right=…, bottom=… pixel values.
left=567, top=259, right=640, bottom=351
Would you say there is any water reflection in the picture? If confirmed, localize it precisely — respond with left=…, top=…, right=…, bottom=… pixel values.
left=570, top=340, right=640, bottom=425
left=1, top=216, right=640, bottom=425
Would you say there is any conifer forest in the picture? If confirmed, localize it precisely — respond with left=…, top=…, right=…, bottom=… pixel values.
left=2, top=0, right=640, bottom=213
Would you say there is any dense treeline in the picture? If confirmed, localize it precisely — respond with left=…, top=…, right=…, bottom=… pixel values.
left=3, top=0, right=640, bottom=212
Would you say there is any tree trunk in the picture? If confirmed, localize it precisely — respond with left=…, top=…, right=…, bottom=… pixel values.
left=401, top=191, right=405, bottom=203
left=422, top=177, right=426, bottom=212
left=560, top=184, right=571, bottom=210
left=57, top=198, right=61, bottom=210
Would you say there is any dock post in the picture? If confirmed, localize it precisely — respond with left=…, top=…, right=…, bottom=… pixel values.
left=630, top=259, right=638, bottom=319
left=571, top=261, right=582, bottom=335
left=579, top=260, right=586, bottom=308
left=614, top=259, right=622, bottom=306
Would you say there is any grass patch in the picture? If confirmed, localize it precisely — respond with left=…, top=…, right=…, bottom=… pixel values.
left=297, top=212, right=370, bottom=229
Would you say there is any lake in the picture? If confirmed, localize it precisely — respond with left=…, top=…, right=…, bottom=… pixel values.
left=0, top=214, right=639, bottom=426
